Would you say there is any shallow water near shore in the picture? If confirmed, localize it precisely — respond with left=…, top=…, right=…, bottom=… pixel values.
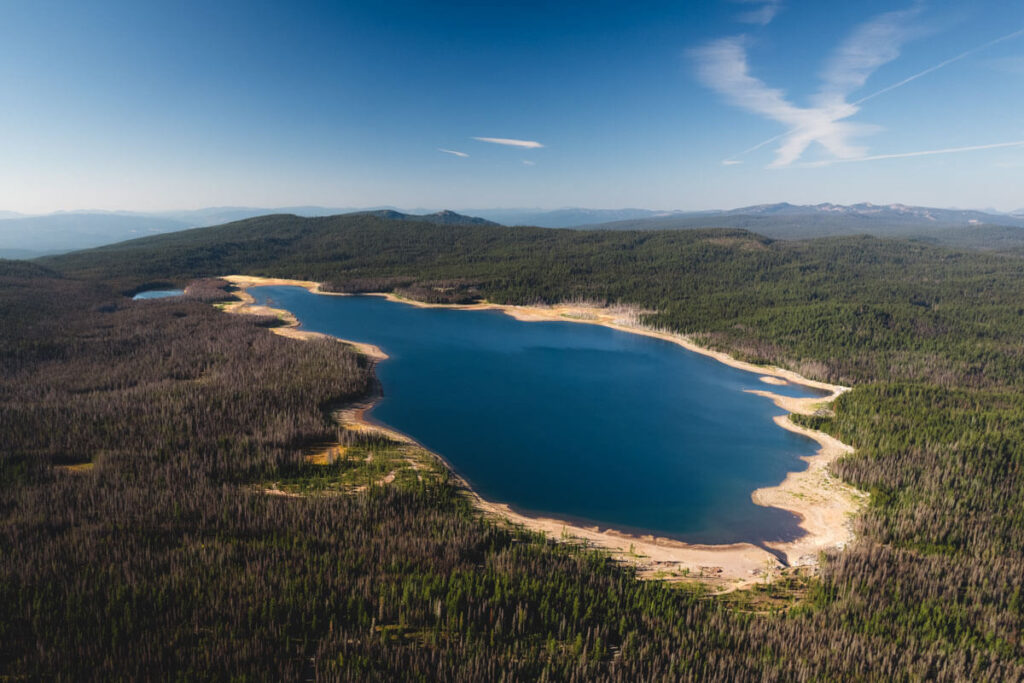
left=250, top=285, right=830, bottom=545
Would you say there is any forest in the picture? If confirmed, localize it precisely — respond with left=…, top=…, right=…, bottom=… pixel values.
left=3, top=212, right=1024, bottom=679
left=47, top=212, right=1024, bottom=386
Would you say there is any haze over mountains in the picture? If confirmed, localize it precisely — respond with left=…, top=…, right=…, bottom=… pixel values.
left=578, top=202, right=1024, bottom=231
left=5, top=202, right=1024, bottom=258
left=576, top=203, right=1024, bottom=250
left=0, top=207, right=356, bottom=258
left=0, top=206, right=505, bottom=258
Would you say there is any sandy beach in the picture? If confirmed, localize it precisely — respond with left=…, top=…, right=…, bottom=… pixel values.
left=221, top=274, right=865, bottom=590
left=218, top=277, right=388, bottom=360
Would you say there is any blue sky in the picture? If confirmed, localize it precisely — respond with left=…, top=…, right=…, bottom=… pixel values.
left=1, top=0, right=1021, bottom=213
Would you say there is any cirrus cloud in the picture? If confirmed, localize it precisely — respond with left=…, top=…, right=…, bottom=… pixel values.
left=693, top=5, right=921, bottom=167
left=697, top=5, right=1024, bottom=168
left=734, top=0, right=782, bottom=26
left=472, top=137, right=545, bottom=149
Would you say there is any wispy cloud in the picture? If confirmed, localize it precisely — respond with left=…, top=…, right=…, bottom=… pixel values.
left=817, top=6, right=922, bottom=103
left=855, top=27, right=1024, bottom=104
left=473, top=137, right=545, bottom=149
left=802, top=140, right=1024, bottom=167
left=703, top=11, right=1024, bottom=169
left=521, top=160, right=536, bottom=166
left=695, top=6, right=918, bottom=166
left=438, top=148, right=469, bottom=158
left=693, top=33, right=879, bottom=166
left=733, top=0, right=782, bottom=26
left=721, top=159, right=743, bottom=165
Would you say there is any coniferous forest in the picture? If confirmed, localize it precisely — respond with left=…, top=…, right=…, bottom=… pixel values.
left=4, top=213, right=1024, bottom=679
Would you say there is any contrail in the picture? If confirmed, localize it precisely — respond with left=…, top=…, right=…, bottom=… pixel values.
left=802, top=139, right=1024, bottom=167
left=853, top=27, right=1024, bottom=105
left=720, top=132, right=785, bottom=165
left=722, top=27, right=1024, bottom=165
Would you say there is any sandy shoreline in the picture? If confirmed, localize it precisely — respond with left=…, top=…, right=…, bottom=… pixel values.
left=220, top=274, right=865, bottom=590
left=216, top=278, right=388, bottom=360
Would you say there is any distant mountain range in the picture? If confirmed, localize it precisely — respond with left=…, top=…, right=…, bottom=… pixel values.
left=0, top=207, right=369, bottom=258
left=5, top=202, right=1024, bottom=258
left=577, top=202, right=1024, bottom=230
left=469, top=204, right=1024, bottom=231
left=0, top=206, right=501, bottom=258
left=0, top=206, right=375, bottom=258
left=0, top=207, right=683, bottom=258
left=573, top=203, right=1024, bottom=250
left=0, top=213, right=192, bottom=259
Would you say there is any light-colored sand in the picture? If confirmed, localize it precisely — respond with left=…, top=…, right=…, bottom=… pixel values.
left=221, top=276, right=387, bottom=360
left=220, top=274, right=864, bottom=590
left=756, top=415, right=866, bottom=568
left=744, top=388, right=837, bottom=417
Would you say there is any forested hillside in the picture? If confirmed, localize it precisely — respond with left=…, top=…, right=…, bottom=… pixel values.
left=46, top=212, right=1024, bottom=386
left=5, top=215, right=1024, bottom=678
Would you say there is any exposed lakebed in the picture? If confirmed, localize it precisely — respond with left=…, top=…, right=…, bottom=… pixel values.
left=250, top=285, right=831, bottom=545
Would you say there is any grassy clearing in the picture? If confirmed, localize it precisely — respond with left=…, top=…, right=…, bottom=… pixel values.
left=263, top=438, right=445, bottom=495
left=715, top=569, right=816, bottom=615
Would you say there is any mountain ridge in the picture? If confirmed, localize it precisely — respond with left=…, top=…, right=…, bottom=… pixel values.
left=0, top=208, right=495, bottom=257
left=571, top=202, right=1024, bottom=249
left=7, top=202, right=1024, bottom=258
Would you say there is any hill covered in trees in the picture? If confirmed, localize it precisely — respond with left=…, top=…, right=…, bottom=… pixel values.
left=0, top=208, right=496, bottom=258
left=5, top=214, right=1024, bottom=678
left=45, top=212, right=1024, bottom=386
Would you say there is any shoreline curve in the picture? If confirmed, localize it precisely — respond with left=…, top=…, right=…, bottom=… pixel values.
left=218, top=274, right=866, bottom=590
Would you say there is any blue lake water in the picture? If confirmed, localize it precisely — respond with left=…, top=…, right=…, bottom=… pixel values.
left=133, top=289, right=184, bottom=300
left=250, top=286, right=830, bottom=545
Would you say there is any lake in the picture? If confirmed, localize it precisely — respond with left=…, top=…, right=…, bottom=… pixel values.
left=250, top=285, right=829, bottom=545
left=133, top=289, right=184, bottom=300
